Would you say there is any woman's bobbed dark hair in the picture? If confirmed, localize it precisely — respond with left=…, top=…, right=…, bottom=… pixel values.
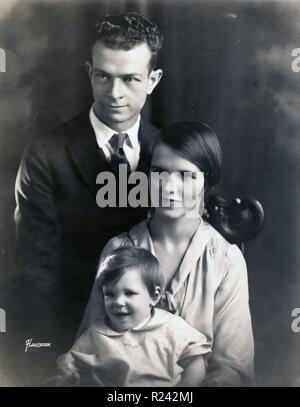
left=157, top=120, right=222, bottom=195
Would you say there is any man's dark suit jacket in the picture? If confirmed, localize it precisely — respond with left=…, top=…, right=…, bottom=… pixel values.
left=15, top=109, right=158, bottom=351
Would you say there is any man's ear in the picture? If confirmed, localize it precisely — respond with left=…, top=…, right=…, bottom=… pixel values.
left=150, top=286, right=162, bottom=307
left=147, top=69, right=163, bottom=95
left=86, top=61, right=93, bottom=79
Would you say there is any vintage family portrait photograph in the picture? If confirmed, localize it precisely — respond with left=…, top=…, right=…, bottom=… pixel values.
left=0, top=0, right=300, bottom=388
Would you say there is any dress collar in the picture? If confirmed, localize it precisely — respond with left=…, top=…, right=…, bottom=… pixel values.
left=129, top=219, right=212, bottom=296
left=93, top=308, right=172, bottom=337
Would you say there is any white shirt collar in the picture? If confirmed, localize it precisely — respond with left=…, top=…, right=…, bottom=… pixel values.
left=89, top=105, right=140, bottom=149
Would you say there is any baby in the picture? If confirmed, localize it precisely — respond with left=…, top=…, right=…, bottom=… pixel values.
left=50, top=247, right=211, bottom=387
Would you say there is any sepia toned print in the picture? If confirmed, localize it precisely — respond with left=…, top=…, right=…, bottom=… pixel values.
left=0, top=0, right=300, bottom=388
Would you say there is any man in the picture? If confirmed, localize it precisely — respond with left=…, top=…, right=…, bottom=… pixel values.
left=14, top=12, right=163, bottom=353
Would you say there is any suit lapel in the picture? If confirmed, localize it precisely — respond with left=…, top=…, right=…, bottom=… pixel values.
left=66, top=110, right=112, bottom=196
left=136, top=119, right=158, bottom=173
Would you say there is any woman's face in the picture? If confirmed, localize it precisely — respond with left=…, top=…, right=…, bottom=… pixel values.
left=150, top=143, right=205, bottom=219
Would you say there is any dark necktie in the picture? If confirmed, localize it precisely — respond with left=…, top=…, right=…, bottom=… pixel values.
left=108, top=133, right=131, bottom=174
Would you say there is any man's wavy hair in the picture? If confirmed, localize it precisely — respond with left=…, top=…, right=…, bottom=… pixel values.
left=90, top=12, right=163, bottom=71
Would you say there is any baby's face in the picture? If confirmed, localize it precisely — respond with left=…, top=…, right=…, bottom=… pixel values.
left=102, top=268, right=155, bottom=332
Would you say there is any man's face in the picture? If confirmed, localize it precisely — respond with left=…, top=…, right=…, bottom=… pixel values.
left=87, top=41, right=162, bottom=132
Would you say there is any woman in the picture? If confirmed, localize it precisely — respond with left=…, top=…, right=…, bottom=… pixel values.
left=79, top=121, right=254, bottom=386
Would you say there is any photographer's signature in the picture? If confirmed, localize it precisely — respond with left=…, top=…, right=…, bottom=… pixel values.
left=25, top=338, right=51, bottom=352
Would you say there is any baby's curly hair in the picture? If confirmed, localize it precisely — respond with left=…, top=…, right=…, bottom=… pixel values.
left=90, top=12, right=163, bottom=70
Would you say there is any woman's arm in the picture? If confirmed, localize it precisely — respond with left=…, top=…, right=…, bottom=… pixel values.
left=206, top=244, right=255, bottom=386
left=178, top=356, right=206, bottom=387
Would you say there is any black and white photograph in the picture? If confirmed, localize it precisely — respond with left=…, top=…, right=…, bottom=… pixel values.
left=0, top=0, right=300, bottom=388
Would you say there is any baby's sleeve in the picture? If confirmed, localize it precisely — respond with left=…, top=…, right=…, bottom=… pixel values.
left=174, top=317, right=211, bottom=366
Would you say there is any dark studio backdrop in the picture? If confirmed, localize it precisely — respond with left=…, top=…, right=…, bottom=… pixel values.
left=0, top=0, right=300, bottom=386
